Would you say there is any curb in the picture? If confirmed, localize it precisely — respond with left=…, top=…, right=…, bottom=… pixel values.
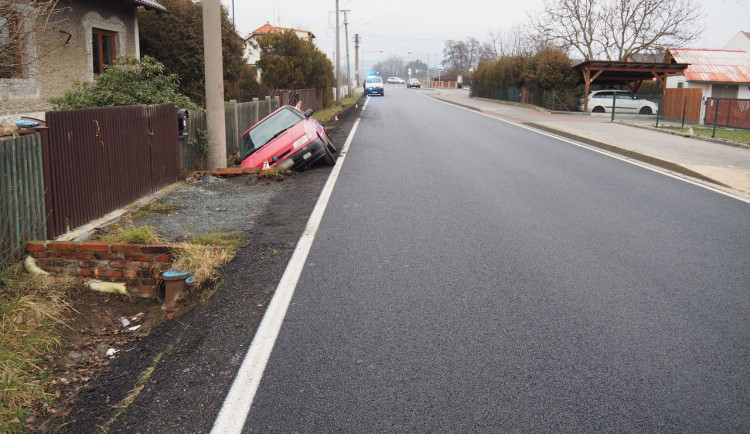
left=524, top=122, right=728, bottom=188
left=617, top=121, right=750, bottom=150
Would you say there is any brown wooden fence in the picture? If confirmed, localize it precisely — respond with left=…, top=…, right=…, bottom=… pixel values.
left=42, top=104, right=179, bottom=238
left=661, top=88, right=703, bottom=123
left=705, top=98, right=750, bottom=129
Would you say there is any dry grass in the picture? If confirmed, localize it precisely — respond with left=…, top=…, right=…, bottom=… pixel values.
left=96, top=224, right=161, bottom=244
left=170, top=243, right=234, bottom=286
left=0, top=264, right=77, bottom=432
left=256, top=168, right=294, bottom=181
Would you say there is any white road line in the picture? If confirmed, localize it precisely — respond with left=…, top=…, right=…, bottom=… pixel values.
left=428, top=95, right=750, bottom=205
left=210, top=99, right=368, bottom=434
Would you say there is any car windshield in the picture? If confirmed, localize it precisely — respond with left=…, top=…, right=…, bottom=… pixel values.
left=366, top=77, right=382, bottom=84
left=240, top=107, right=304, bottom=158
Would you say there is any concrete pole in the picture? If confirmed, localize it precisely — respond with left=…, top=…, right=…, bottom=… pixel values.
left=335, top=0, right=340, bottom=104
left=203, top=0, right=227, bottom=168
left=354, top=34, right=360, bottom=89
left=342, top=10, right=351, bottom=97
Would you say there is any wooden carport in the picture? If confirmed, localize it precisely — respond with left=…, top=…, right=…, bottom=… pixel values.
left=574, top=61, right=690, bottom=111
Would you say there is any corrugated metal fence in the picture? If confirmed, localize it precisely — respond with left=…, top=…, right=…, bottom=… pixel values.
left=1, top=133, right=46, bottom=265
left=43, top=104, right=180, bottom=238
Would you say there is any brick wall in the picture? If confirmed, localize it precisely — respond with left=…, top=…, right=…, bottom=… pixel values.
left=26, top=241, right=178, bottom=298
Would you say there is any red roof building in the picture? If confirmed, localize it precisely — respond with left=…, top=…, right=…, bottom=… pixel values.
left=665, top=48, right=750, bottom=100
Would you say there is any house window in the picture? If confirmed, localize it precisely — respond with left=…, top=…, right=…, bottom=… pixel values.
left=92, top=28, right=117, bottom=75
left=677, top=82, right=683, bottom=88
left=0, top=14, right=22, bottom=78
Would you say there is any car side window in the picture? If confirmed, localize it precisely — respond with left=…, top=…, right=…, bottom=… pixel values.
left=595, top=92, right=610, bottom=98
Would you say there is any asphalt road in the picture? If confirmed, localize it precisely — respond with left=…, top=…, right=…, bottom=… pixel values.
left=242, top=85, right=750, bottom=432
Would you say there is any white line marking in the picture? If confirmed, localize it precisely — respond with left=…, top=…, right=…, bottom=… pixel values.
left=429, top=95, right=750, bottom=205
left=210, top=99, right=368, bottom=434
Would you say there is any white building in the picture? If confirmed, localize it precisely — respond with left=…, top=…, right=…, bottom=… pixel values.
left=724, top=31, right=750, bottom=52
left=243, top=22, right=315, bottom=82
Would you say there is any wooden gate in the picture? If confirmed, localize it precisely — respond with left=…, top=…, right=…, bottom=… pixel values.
left=662, top=88, right=702, bottom=123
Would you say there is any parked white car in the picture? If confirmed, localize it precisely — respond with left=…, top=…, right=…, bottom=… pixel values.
left=578, top=90, right=659, bottom=115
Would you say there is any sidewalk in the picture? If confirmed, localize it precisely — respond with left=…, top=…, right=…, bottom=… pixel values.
left=431, top=88, right=750, bottom=201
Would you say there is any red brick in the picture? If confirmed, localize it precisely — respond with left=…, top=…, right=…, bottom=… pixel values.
left=111, top=244, right=143, bottom=253
left=68, top=252, right=94, bottom=260
left=79, top=242, right=110, bottom=252
left=101, top=269, right=124, bottom=278
left=140, top=245, right=172, bottom=254
left=110, top=261, right=128, bottom=269
left=154, top=254, right=173, bottom=263
left=124, top=253, right=154, bottom=262
left=25, top=241, right=47, bottom=251
left=72, top=268, right=94, bottom=277
left=126, top=261, right=144, bottom=269
left=48, top=242, right=79, bottom=252
left=78, top=260, right=98, bottom=268
left=94, top=252, right=123, bottom=261
left=123, top=270, right=139, bottom=279
left=129, top=286, right=156, bottom=298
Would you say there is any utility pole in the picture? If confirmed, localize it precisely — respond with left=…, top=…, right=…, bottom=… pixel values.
left=354, top=34, right=360, bottom=89
left=335, top=0, right=340, bottom=104
left=341, top=9, right=351, bottom=97
left=203, top=0, right=226, bottom=169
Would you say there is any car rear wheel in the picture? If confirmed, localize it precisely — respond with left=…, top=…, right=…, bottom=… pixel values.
left=592, top=106, right=605, bottom=113
left=639, top=106, right=653, bottom=115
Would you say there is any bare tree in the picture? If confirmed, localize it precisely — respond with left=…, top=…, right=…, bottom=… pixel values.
left=0, top=0, right=66, bottom=78
left=443, top=38, right=480, bottom=76
left=480, top=25, right=536, bottom=61
left=371, top=55, right=405, bottom=78
left=529, top=0, right=704, bottom=61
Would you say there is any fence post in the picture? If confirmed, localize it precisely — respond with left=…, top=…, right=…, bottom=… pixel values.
left=712, top=98, right=720, bottom=138
left=656, top=96, right=662, bottom=128
left=252, top=97, right=259, bottom=125
left=611, top=93, right=617, bottom=122
left=681, top=95, right=687, bottom=128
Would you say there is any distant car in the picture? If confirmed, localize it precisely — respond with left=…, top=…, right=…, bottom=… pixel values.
left=578, top=90, right=658, bottom=115
left=234, top=105, right=336, bottom=171
left=365, top=76, right=385, bottom=96
left=386, top=77, right=404, bottom=84
left=406, top=78, right=421, bottom=89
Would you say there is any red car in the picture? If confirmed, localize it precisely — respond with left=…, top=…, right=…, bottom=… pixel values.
left=235, top=106, right=336, bottom=171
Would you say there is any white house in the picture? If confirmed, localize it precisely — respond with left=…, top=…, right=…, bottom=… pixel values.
left=724, top=31, right=750, bottom=52
left=665, top=48, right=750, bottom=100
left=243, top=22, right=315, bottom=82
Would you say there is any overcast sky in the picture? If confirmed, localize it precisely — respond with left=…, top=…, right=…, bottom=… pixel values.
left=220, top=0, right=750, bottom=67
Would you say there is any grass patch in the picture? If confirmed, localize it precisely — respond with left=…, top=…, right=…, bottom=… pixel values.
left=0, top=264, right=77, bottom=432
left=95, top=224, right=161, bottom=244
left=256, top=167, right=293, bottom=182
left=171, top=243, right=234, bottom=286
left=658, top=125, right=750, bottom=143
left=313, top=92, right=363, bottom=123
left=132, top=202, right=182, bottom=218
left=191, top=230, right=243, bottom=253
